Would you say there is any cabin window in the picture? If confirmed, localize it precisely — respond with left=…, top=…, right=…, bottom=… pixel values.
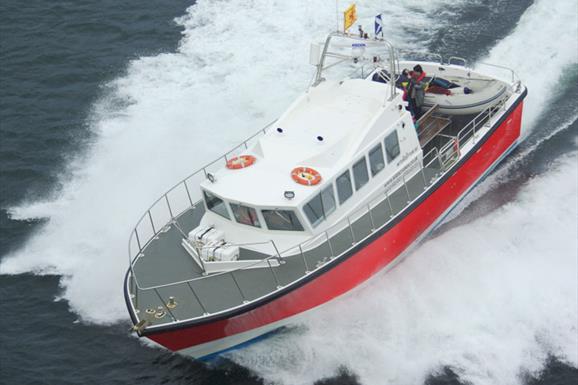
left=336, top=170, right=353, bottom=204
left=203, top=190, right=230, bottom=219
left=262, top=209, right=304, bottom=231
left=352, top=157, right=369, bottom=191
left=304, top=186, right=337, bottom=227
left=303, top=194, right=324, bottom=227
left=369, top=143, right=385, bottom=176
left=321, top=185, right=336, bottom=217
left=384, top=130, right=400, bottom=162
left=230, top=203, right=260, bottom=228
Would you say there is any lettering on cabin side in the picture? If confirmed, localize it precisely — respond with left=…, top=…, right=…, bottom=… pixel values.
left=398, top=146, right=419, bottom=166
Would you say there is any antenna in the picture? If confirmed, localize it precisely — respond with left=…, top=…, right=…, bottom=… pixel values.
left=335, top=0, right=339, bottom=32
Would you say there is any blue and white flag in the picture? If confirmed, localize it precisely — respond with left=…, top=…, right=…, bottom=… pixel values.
left=374, top=14, right=383, bottom=37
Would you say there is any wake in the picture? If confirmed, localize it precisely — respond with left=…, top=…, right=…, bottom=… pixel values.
left=0, top=0, right=473, bottom=324
left=0, top=0, right=576, bottom=384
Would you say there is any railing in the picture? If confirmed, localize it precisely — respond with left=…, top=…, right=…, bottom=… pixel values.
left=127, top=142, right=457, bottom=325
left=127, top=63, right=518, bottom=328
left=127, top=119, right=277, bottom=280
left=396, top=51, right=519, bottom=89
left=456, top=91, right=510, bottom=147
left=313, top=32, right=398, bottom=101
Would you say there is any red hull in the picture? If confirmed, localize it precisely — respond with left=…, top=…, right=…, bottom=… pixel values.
left=146, top=99, right=524, bottom=353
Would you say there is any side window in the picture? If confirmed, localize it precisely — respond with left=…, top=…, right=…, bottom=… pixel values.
left=203, top=190, right=230, bottom=219
left=320, top=185, right=336, bottom=217
left=303, top=186, right=337, bottom=227
left=303, top=194, right=324, bottom=227
left=384, top=130, right=400, bottom=163
left=336, top=170, right=353, bottom=204
left=262, top=210, right=304, bottom=231
left=352, top=157, right=369, bottom=191
left=368, top=143, right=385, bottom=176
left=230, top=203, right=260, bottom=228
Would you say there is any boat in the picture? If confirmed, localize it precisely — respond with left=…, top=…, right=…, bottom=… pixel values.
left=421, top=66, right=509, bottom=115
left=124, top=31, right=527, bottom=359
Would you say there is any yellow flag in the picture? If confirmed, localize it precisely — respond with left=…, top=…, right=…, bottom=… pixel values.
left=343, top=4, right=357, bottom=32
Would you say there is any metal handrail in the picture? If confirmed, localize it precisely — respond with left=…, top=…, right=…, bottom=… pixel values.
left=127, top=119, right=277, bottom=276
left=127, top=144, right=451, bottom=324
left=127, top=54, right=518, bottom=325
left=129, top=91, right=509, bottom=299
left=313, top=32, right=398, bottom=100
left=396, top=52, right=519, bottom=88
left=476, top=62, right=519, bottom=85
left=128, top=144, right=438, bottom=289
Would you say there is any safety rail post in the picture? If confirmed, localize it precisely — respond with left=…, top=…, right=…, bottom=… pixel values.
left=164, top=194, right=173, bottom=219
left=230, top=272, right=248, bottom=303
left=420, top=165, right=428, bottom=189
left=402, top=174, right=411, bottom=203
left=147, top=211, right=156, bottom=234
left=153, top=288, right=177, bottom=322
left=183, top=181, right=194, bottom=207
left=367, top=204, right=376, bottom=231
left=267, top=258, right=282, bottom=289
left=186, top=282, right=209, bottom=315
left=299, top=245, right=310, bottom=273
left=347, top=217, right=356, bottom=245
left=385, top=190, right=394, bottom=217
left=134, top=229, right=142, bottom=252
left=325, top=231, right=335, bottom=258
left=270, top=240, right=282, bottom=263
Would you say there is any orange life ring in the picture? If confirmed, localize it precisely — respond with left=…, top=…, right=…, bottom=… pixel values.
left=291, top=167, right=322, bottom=186
left=226, top=155, right=256, bottom=170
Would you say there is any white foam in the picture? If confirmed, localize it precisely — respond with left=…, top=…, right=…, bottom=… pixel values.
left=0, top=0, right=576, bottom=381
left=228, top=0, right=578, bottom=382
left=230, top=153, right=578, bottom=385
left=0, top=0, right=461, bottom=323
left=479, top=0, right=578, bottom=131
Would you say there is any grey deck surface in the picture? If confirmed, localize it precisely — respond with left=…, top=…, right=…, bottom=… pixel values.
left=129, top=161, right=443, bottom=328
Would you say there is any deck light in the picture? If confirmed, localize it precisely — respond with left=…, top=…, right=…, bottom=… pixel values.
left=207, top=172, right=216, bottom=183
left=316, top=135, right=324, bottom=142
left=284, top=191, right=295, bottom=200
left=277, top=127, right=284, bottom=133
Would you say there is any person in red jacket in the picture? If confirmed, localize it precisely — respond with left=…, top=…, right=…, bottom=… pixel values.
left=407, top=65, right=427, bottom=121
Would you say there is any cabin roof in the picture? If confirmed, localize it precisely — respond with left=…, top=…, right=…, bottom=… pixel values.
left=202, top=78, right=389, bottom=207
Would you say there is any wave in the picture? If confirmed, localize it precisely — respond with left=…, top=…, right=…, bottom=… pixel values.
left=227, top=0, right=578, bottom=383
left=0, top=0, right=576, bottom=383
left=230, top=152, right=578, bottom=385
left=0, top=0, right=465, bottom=323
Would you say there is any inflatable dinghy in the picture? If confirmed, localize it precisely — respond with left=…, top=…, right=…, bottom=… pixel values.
left=423, top=77, right=508, bottom=115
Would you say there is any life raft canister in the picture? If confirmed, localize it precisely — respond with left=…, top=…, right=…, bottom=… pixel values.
left=226, top=155, right=256, bottom=170
left=291, top=167, right=322, bottom=186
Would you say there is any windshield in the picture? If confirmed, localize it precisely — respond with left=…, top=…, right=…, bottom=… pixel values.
left=203, top=190, right=230, bottom=219
left=262, top=209, right=304, bottom=231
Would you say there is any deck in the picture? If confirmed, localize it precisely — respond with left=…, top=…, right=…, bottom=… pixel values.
left=129, top=160, right=443, bottom=328
left=127, top=99, right=502, bottom=330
